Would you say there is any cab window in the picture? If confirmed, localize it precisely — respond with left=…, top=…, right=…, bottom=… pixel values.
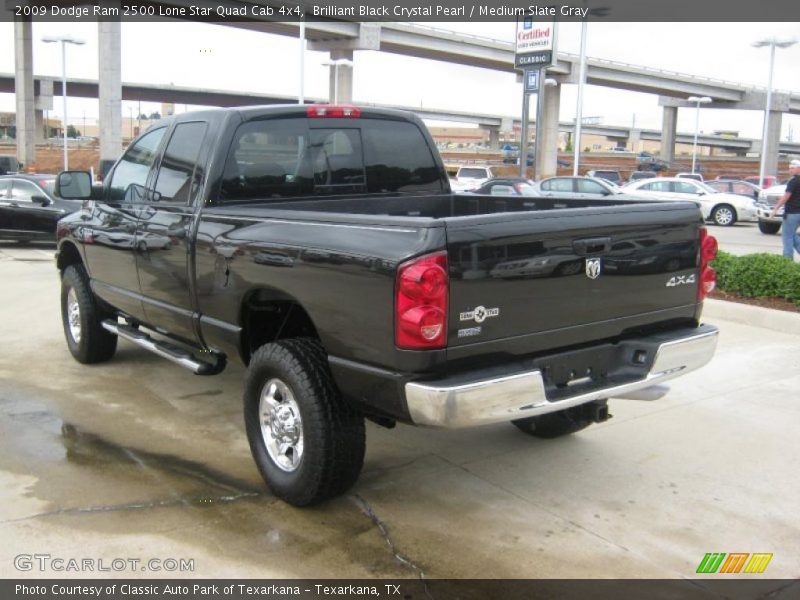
left=153, top=122, right=208, bottom=204
left=107, top=127, right=166, bottom=203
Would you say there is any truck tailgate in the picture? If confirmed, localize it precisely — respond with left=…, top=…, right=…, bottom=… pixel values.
left=445, top=202, right=702, bottom=351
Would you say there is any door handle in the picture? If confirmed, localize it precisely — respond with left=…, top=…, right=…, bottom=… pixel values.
left=573, top=237, right=612, bottom=256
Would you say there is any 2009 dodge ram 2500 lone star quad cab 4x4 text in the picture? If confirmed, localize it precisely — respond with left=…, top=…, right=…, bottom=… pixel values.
left=54, top=105, right=719, bottom=506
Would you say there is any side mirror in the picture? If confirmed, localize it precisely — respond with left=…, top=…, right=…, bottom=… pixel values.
left=56, top=171, right=93, bottom=199
left=31, top=195, right=50, bottom=206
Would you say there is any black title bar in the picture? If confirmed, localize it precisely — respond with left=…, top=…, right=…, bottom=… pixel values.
left=1, top=0, right=798, bottom=22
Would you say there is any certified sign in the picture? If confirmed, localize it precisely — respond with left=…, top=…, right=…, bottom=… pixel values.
left=515, top=17, right=557, bottom=69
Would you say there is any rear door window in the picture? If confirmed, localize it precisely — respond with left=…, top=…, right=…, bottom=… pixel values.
left=541, top=178, right=574, bottom=192
left=577, top=179, right=608, bottom=194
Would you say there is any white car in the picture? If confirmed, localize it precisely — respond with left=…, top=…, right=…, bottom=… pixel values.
left=454, top=166, right=496, bottom=189
left=622, top=177, right=757, bottom=226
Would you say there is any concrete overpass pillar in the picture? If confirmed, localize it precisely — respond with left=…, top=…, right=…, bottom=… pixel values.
left=660, top=106, right=677, bottom=165
left=328, top=49, right=353, bottom=104
left=537, top=83, right=561, bottom=179
left=483, top=126, right=500, bottom=149
left=628, top=129, right=642, bottom=152
left=98, top=21, right=122, bottom=175
left=763, top=110, right=783, bottom=177
left=14, top=17, right=36, bottom=169
left=35, top=79, right=54, bottom=144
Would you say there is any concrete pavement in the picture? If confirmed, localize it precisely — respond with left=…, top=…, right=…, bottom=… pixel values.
left=0, top=246, right=798, bottom=580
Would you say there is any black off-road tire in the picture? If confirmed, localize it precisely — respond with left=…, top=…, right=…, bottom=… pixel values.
left=60, top=264, right=118, bottom=364
left=758, top=220, right=781, bottom=235
left=244, top=338, right=365, bottom=506
left=512, top=401, right=608, bottom=439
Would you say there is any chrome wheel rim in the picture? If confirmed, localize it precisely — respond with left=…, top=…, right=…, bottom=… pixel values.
left=67, top=288, right=82, bottom=343
left=259, top=378, right=304, bottom=472
left=715, top=208, right=734, bottom=226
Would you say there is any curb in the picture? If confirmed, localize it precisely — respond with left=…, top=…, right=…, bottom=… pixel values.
left=703, top=298, right=800, bottom=336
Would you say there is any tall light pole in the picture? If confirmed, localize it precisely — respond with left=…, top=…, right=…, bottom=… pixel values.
left=573, top=19, right=588, bottom=176
left=299, top=21, right=306, bottom=104
left=752, top=37, right=797, bottom=186
left=321, top=58, right=353, bottom=104
left=41, top=34, right=85, bottom=171
left=687, top=96, right=712, bottom=174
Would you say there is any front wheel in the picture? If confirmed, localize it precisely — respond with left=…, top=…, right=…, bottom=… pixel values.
left=60, top=264, right=117, bottom=364
left=711, top=204, right=737, bottom=227
left=758, top=220, right=781, bottom=235
left=244, top=338, right=365, bottom=506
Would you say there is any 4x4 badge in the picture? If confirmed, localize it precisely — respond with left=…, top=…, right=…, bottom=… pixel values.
left=586, top=258, right=602, bottom=279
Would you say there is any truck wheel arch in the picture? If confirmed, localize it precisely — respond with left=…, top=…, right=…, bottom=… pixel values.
left=240, top=289, right=321, bottom=364
left=57, top=241, right=83, bottom=273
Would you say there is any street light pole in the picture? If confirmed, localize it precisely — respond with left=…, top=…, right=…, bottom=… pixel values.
left=42, top=35, right=85, bottom=171
left=688, top=96, right=711, bottom=174
left=573, top=19, right=588, bottom=176
left=753, top=36, right=797, bottom=186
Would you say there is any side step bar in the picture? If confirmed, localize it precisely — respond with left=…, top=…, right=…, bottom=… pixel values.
left=102, top=320, right=226, bottom=376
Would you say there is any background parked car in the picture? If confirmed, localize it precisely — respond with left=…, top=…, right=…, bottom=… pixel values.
left=537, top=176, right=633, bottom=199
left=0, top=174, right=82, bottom=242
left=706, top=179, right=761, bottom=200
left=469, top=177, right=539, bottom=196
left=622, top=177, right=757, bottom=226
left=745, top=175, right=777, bottom=188
left=0, top=155, right=20, bottom=175
left=628, top=170, right=657, bottom=183
left=754, top=181, right=788, bottom=234
left=586, top=170, right=622, bottom=186
left=676, top=172, right=704, bottom=182
left=454, top=165, right=497, bottom=189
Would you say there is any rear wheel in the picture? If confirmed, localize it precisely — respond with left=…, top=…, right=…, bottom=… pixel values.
left=60, top=264, right=117, bottom=363
left=758, top=220, right=781, bottom=235
left=512, top=400, right=609, bottom=439
left=244, top=338, right=365, bottom=506
left=711, top=204, right=736, bottom=227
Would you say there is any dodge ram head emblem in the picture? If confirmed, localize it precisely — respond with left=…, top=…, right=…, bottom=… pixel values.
left=585, top=258, right=602, bottom=279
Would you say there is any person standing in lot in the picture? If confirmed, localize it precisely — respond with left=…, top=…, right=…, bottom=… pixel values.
left=770, top=159, right=800, bottom=259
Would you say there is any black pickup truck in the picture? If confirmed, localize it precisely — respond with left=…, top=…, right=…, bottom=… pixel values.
left=54, top=105, right=719, bottom=506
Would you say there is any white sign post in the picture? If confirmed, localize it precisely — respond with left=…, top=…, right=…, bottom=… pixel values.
left=515, top=18, right=557, bottom=179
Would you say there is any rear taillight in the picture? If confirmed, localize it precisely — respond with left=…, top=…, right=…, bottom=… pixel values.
left=698, top=228, right=717, bottom=301
left=306, top=104, right=361, bottom=118
left=396, top=251, right=448, bottom=349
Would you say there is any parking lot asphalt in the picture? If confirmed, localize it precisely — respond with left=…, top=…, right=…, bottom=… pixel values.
left=1, top=244, right=798, bottom=580
left=711, top=221, right=786, bottom=257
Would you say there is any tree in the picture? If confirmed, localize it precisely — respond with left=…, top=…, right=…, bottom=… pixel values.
left=67, top=125, right=81, bottom=138
left=564, top=140, right=574, bottom=153
left=137, top=113, right=149, bottom=120
left=148, top=112, right=161, bottom=120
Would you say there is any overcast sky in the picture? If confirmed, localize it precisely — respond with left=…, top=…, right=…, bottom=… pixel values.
left=0, top=20, right=798, bottom=140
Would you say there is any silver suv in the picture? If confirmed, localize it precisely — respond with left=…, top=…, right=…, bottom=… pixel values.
left=755, top=182, right=787, bottom=234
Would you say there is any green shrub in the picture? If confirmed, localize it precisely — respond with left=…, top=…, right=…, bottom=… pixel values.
left=711, top=251, right=800, bottom=307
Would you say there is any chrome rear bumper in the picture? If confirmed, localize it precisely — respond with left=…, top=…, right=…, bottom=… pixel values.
left=405, top=325, right=718, bottom=428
